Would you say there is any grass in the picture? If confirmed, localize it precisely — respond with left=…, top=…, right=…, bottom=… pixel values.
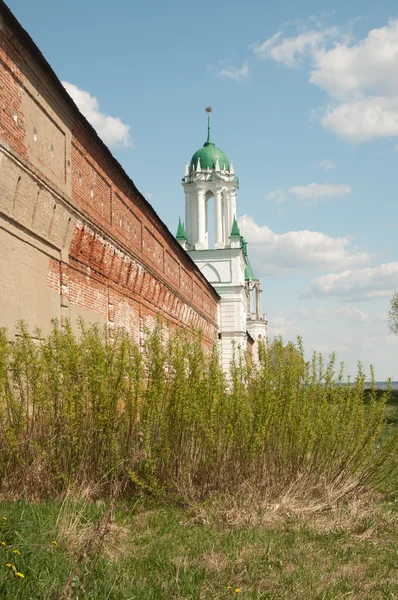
left=385, top=390, right=398, bottom=429
left=0, top=496, right=398, bottom=599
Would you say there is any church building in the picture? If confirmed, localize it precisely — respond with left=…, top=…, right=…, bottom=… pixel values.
left=176, top=109, right=268, bottom=371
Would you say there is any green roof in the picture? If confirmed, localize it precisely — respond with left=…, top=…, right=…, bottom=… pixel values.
left=230, top=216, right=241, bottom=237
left=244, top=257, right=258, bottom=282
left=176, top=217, right=187, bottom=241
left=241, top=237, right=259, bottom=282
left=190, top=115, right=230, bottom=171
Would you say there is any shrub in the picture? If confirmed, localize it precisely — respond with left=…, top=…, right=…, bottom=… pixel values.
left=0, top=320, right=396, bottom=502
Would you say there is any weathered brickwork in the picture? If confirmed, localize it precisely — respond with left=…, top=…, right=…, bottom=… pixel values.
left=0, top=2, right=219, bottom=345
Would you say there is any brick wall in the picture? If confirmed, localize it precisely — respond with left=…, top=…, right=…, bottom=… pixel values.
left=0, top=3, right=219, bottom=345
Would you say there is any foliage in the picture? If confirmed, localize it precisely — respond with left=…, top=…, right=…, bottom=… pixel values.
left=0, top=320, right=397, bottom=503
left=388, top=291, right=398, bottom=335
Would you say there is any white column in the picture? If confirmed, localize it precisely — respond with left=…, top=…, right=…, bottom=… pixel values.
left=185, top=190, right=192, bottom=246
left=248, top=285, right=253, bottom=318
left=214, top=189, right=223, bottom=248
left=256, top=283, right=262, bottom=319
left=231, top=191, right=236, bottom=224
left=196, top=190, right=206, bottom=249
left=223, top=192, right=230, bottom=245
left=191, top=194, right=198, bottom=247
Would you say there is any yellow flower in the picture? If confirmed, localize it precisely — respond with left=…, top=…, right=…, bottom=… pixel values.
left=2, top=517, right=7, bottom=521
left=235, top=589, right=241, bottom=594
left=0, top=541, right=6, bottom=546
left=13, top=549, right=20, bottom=555
left=227, top=586, right=232, bottom=590
left=52, top=540, right=58, bottom=546
left=5, top=563, right=14, bottom=569
left=15, top=572, right=24, bottom=578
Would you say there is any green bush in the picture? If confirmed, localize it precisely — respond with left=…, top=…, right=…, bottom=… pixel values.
left=0, top=320, right=396, bottom=502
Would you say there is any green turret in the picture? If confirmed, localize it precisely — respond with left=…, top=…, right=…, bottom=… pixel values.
left=230, top=216, right=241, bottom=238
left=176, top=217, right=187, bottom=241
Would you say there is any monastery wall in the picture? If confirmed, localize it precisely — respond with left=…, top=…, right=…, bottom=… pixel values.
left=0, top=3, right=219, bottom=345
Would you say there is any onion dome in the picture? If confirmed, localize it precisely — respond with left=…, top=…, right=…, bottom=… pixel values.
left=190, top=113, right=230, bottom=171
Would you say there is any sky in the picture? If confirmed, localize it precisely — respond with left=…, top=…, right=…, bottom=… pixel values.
left=7, top=0, right=398, bottom=380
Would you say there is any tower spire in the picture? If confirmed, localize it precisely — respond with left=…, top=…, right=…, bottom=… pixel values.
left=204, top=106, right=214, bottom=147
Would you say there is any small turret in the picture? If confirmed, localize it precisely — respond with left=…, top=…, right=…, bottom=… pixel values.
left=176, top=217, right=188, bottom=249
left=229, top=216, right=241, bottom=248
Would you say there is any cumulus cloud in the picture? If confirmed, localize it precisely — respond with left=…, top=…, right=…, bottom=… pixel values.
left=290, top=183, right=351, bottom=202
left=252, top=19, right=398, bottom=142
left=310, top=20, right=398, bottom=99
left=62, top=81, right=132, bottom=149
left=252, top=27, right=343, bottom=68
left=238, top=214, right=371, bottom=275
left=321, top=96, right=398, bottom=142
left=272, top=306, right=383, bottom=332
left=266, top=187, right=288, bottom=204
left=302, top=262, right=398, bottom=300
left=266, top=182, right=351, bottom=205
left=218, top=61, right=250, bottom=82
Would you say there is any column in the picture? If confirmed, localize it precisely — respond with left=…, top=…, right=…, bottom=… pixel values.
left=231, top=191, right=236, bottom=224
left=223, top=193, right=230, bottom=246
left=256, top=283, right=262, bottom=319
left=248, top=284, right=253, bottom=318
left=191, top=194, right=197, bottom=247
left=196, top=190, right=206, bottom=249
left=214, top=189, right=223, bottom=248
left=185, top=190, right=192, bottom=246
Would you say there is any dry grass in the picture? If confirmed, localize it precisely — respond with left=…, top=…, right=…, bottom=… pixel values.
left=54, top=491, right=130, bottom=564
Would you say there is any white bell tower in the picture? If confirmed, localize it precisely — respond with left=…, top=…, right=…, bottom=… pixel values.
left=181, top=109, right=238, bottom=251
left=177, top=108, right=267, bottom=370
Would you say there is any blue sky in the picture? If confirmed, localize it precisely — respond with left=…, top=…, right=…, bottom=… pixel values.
left=8, top=0, right=398, bottom=379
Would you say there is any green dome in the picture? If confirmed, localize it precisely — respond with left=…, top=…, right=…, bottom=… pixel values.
left=190, top=142, right=230, bottom=171
left=190, top=117, right=230, bottom=171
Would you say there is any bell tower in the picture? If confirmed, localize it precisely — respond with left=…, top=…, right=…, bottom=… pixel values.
left=177, top=108, right=267, bottom=370
left=182, top=107, right=239, bottom=251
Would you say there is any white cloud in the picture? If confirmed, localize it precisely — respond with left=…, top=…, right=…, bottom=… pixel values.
left=252, top=19, right=398, bottom=142
left=62, top=81, right=132, bottom=149
left=144, top=192, right=154, bottom=201
left=321, top=96, right=398, bottom=142
left=218, top=61, right=250, bottom=82
left=320, top=159, right=335, bottom=170
left=310, top=20, right=398, bottom=99
left=302, top=262, right=398, bottom=300
left=290, top=182, right=351, bottom=202
left=266, top=182, right=351, bottom=205
left=267, top=304, right=398, bottom=379
left=252, top=27, right=343, bottom=68
left=266, top=187, right=288, bottom=204
left=238, top=214, right=371, bottom=276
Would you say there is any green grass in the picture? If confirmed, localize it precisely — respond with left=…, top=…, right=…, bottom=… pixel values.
left=385, top=390, right=398, bottom=429
left=1, top=497, right=398, bottom=599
